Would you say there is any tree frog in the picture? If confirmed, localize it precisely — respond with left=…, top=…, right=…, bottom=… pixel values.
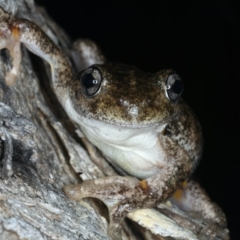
left=0, top=7, right=226, bottom=239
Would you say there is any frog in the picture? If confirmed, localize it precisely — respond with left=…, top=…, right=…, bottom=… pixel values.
left=0, top=7, right=227, bottom=239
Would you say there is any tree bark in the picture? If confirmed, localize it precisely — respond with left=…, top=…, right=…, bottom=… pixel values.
left=0, top=1, right=230, bottom=239
left=0, top=1, right=110, bottom=239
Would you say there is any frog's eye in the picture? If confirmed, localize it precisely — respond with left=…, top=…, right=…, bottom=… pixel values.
left=165, top=74, right=184, bottom=102
left=79, top=67, right=102, bottom=97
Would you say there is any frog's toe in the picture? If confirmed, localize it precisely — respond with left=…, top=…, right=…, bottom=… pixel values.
left=63, top=183, right=86, bottom=200
left=6, top=71, right=18, bottom=85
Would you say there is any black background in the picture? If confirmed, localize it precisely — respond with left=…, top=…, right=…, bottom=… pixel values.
left=35, top=0, right=239, bottom=239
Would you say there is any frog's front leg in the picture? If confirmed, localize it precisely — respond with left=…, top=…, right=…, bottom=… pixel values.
left=64, top=175, right=140, bottom=238
left=0, top=9, right=73, bottom=104
left=64, top=138, right=193, bottom=239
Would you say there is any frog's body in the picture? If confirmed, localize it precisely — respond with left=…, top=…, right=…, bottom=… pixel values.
left=0, top=7, right=226, bottom=239
left=65, top=63, right=202, bottom=180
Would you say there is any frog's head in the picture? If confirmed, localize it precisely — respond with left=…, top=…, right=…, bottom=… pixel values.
left=68, top=63, right=184, bottom=128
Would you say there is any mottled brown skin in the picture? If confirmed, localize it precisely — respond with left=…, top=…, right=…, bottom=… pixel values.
left=0, top=7, right=226, bottom=240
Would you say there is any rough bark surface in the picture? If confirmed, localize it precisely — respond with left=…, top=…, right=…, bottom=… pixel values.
left=0, top=1, right=230, bottom=240
left=0, top=1, right=110, bottom=239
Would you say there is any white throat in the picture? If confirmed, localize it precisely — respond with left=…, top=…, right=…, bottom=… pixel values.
left=64, top=97, right=167, bottom=179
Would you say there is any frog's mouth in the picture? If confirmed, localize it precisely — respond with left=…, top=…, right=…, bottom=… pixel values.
left=76, top=99, right=180, bottom=128
left=64, top=95, right=179, bottom=128
left=81, top=110, right=179, bottom=129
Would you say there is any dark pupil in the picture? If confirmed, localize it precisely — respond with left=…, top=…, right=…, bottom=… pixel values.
left=171, top=80, right=183, bottom=94
left=82, top=73, right=98, bottom=89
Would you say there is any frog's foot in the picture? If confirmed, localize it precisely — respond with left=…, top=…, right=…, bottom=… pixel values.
left=170, top=180, right=227, bottom=228
left=63, top=176, right=150, bottom=239
left=0, top=19, right=22, bottom=85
